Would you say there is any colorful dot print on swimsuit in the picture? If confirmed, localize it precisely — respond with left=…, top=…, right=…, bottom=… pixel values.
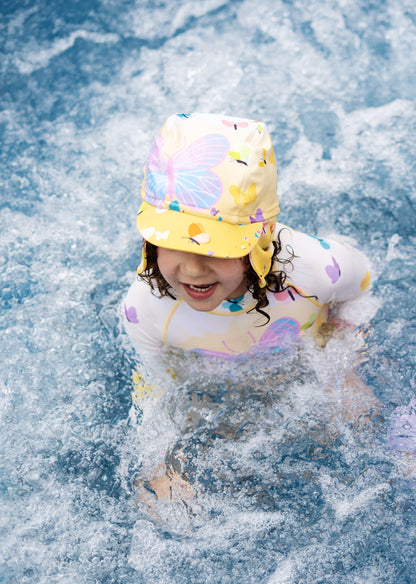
left=123, top=223, right=372, bottom=363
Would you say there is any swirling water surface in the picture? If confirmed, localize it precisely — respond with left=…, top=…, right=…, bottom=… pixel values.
left=1, top=1, right=416, bottom=582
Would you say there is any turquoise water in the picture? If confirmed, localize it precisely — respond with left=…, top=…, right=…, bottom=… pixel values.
left=1, top=0, right=416, bottom=582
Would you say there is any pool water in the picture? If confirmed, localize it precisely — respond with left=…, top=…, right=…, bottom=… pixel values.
left=1, top=0, right=416, bottom=582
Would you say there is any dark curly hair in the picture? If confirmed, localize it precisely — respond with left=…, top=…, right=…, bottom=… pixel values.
left=137, top=228, right=295, bottom=325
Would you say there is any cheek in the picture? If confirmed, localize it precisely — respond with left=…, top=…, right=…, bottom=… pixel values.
left=224, top=259, right=247, bottom=284
left=156, top=249, right=175, bottom=283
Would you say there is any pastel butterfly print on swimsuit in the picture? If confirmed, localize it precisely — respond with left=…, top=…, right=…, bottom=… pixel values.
left=124, top=304, right=139, bottom=324
left=361, top=270, right=371, bottom=291
left=325, top=256, right=341, bottom=284
left=300, top=312, right=317, bottom=330
left=253, top=317, right=300, bottom=353
left=273, top=288, right=301, bottom=305
left=309, top=234, right=331, bottom=250
left=194, top=317, right=301, bottom=358
left=145, top=133, right=229, bottom=209
left=222, top=294, right=245, bottom=313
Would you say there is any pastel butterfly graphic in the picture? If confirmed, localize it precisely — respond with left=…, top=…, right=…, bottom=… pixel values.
left=137, top=200, right=150, bottom=216
left=222, top=119, right=249, bottom=131
left=139, top=225, right=170, bottom=242
left=145, top=133, right=229, bottom=209
left=222, top=294, right=245, bottom=313
left=124, top=304, right=139, bottom=324
left=273, top=288, right=300, bottom=304
left=155, top=230, right=170, bottom=240
left=253, top=317, right=300, bottom=352
left=229, top=183, right=257, bottom=208
left=193, top=318, right=300, bottom=358
left=141, top=226, right=156, bottom=239
left=361, top=270, right=371, bottom=291
left=300, top=312, right=317, bottom=330
left=184, top=223, right=210, bottom=245
left=250, top=208, right=265, bottom=223
left=325, top=256, right=341, bottom=284
left=229, top=145, right=252, bottom=166
left=258, top=147, right=276, bottom=167
left=309, top=235, right=330, bottom=250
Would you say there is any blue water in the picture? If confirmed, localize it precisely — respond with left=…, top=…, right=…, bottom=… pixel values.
left=1, top=0, right=416, bottom=582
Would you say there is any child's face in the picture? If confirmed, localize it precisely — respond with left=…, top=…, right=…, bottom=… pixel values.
left=157, top=247, right=248, bottom=312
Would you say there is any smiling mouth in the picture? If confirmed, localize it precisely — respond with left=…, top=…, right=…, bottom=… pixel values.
left=188, top=284, right=214, bottom=292
left=183, top=282, right=217, bottom=300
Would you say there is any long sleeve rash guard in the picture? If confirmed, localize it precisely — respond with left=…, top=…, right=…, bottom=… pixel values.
left=123, top=223, right=372, bottom=363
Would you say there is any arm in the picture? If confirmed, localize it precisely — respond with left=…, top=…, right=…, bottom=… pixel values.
left=276, top=224, right=373, bottom=304
left=123, top=278, right=167, bottom=368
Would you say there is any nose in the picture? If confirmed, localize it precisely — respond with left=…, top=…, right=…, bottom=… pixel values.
left=179, top=252, right=210, bottom=278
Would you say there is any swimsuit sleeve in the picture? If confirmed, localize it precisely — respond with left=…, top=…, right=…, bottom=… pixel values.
left=276, top=224, right=373, bottom=305
left=122, top=278, right=169, bottom=364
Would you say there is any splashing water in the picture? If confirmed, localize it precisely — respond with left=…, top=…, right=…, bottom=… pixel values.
left=1, top=0, right=416, bottom=582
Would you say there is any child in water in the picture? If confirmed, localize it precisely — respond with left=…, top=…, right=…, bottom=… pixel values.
left=123, top=112, right=376, bottom=511
left=124, top=113, right=372, bottom=366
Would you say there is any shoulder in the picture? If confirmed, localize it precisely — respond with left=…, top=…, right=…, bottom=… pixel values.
left=123, top=277, right=176, bottom=357
left=275, top=223, right=373, bottom=304
left=124, top=276, right=157, bottom=310
left=124, top=277, right=175, bottom=322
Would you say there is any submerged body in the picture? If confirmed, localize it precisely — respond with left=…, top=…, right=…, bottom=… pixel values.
left=124, top=223, right=371, bottom=364
left=123, top=113, right=377, bottom=518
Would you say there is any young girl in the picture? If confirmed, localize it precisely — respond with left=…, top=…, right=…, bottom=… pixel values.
left=124, top=112, right=377, bottom=512
left=124, top=113, right=372, bottom=368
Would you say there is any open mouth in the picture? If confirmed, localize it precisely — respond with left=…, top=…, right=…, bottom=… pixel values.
left=183, top=282, right=217, bottom=300
left=188, top=284, right=214, bottom=292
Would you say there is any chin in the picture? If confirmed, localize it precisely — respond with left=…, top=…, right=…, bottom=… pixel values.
left=187, top=300, right=219, bottom=312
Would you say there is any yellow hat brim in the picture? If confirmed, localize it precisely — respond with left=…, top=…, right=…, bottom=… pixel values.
left=137, top=202, right=272, bottom=259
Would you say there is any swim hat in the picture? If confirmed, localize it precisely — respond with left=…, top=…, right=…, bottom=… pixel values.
left=137, top=113, right=280, bottom=286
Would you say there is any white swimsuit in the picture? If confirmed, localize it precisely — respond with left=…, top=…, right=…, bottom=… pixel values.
left=123, top=223, right=372, bottom=364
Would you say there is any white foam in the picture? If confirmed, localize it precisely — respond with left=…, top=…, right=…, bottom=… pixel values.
left=333, top=482, right=391, bottom=521
left=2, top=0, right=416, bottom=580
left=14, top=30, right=120, bottom=74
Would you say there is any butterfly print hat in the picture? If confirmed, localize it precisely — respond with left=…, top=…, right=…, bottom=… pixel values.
left=136, top=113, right=280, bottom=285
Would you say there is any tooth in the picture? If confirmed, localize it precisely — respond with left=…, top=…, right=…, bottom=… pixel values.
left=189, top=284, right=212, bottom=291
